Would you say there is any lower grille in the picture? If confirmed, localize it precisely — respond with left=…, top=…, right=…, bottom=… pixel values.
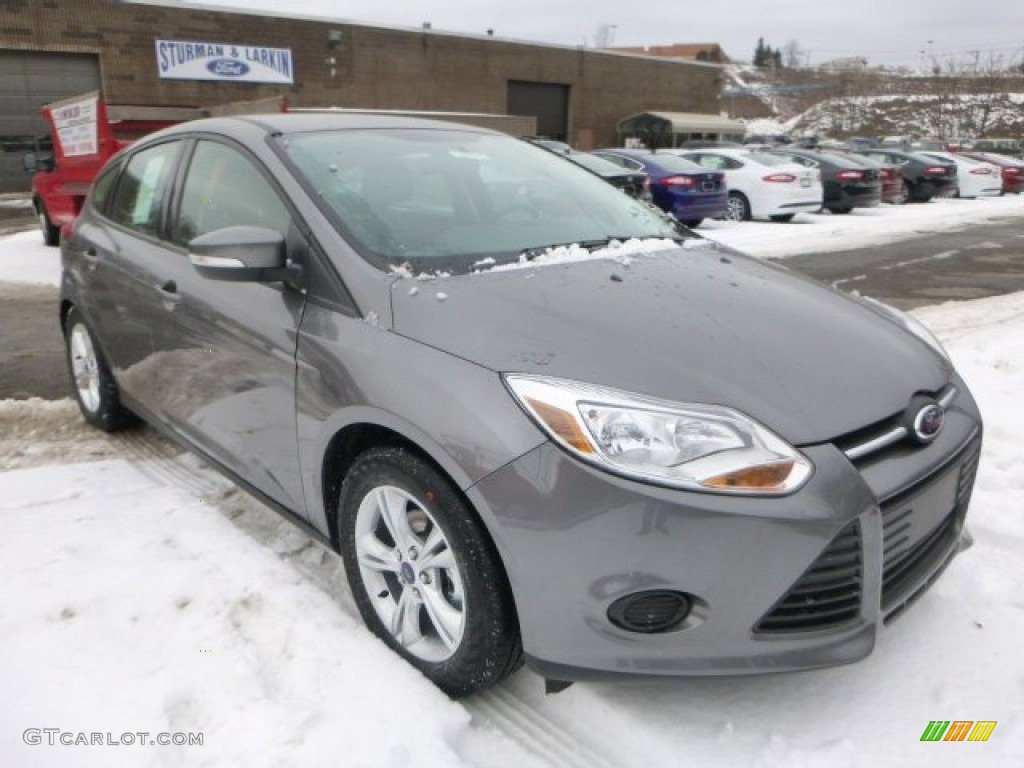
left=755, top=522, right=862, bottom=634
left=881, top=438, right=981, bottom=611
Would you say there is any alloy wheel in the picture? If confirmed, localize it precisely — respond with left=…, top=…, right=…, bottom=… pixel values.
left=354, top=484, right=466, bottom=662
left=69, top=323, right=101, bottom=413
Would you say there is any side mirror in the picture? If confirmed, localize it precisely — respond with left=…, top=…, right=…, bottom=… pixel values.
left=23, top=152, right=53, bottom=173
left=188, top=226, right=297, bottom=283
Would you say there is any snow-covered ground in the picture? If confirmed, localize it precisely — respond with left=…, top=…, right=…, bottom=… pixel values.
left=1, top=207, right=1023, bottom=766
left=699, top=193, right=1024, bottom=260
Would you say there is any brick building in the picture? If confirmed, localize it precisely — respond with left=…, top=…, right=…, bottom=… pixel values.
left=0, top=0, right=723, bottom=192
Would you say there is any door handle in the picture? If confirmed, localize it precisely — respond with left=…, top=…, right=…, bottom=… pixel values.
left=156, top=280, right=181, bottom=303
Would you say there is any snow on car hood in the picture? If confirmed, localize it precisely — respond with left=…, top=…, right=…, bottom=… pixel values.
left=389, top=241, right=952, bottom=445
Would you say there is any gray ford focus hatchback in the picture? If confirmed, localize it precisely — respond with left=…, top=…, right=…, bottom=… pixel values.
left=60, top=114, right=982, bottom=697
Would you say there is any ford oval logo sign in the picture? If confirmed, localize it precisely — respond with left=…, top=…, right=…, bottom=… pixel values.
left=206, top=59, right=250, bottom=77
left=913, top=404, right=944, bottom=442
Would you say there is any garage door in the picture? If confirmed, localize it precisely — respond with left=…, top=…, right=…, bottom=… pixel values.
left=507, top=81, right=570, bottom=142
left=0, top=51, right=101, bottom=194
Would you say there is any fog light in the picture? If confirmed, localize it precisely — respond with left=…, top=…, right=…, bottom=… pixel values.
left=608, top=590, right=691, bottom=633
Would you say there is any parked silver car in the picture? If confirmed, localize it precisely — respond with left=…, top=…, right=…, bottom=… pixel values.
left=61, top=114, right=982, bottom=696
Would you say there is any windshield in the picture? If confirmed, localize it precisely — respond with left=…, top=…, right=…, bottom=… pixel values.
left=281, top=128, right=681, bottom=274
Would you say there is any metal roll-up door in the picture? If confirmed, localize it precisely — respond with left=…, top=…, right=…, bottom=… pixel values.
left=0, top=51, right=101, bottom=194
left=507, top=80, right=570, bottom=142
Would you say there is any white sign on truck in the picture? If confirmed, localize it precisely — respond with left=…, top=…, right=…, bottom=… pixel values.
left=50, top=92, right=99, bottom=158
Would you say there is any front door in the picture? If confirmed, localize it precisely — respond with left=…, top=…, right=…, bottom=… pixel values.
left=150, top=138, right=306, bottom=511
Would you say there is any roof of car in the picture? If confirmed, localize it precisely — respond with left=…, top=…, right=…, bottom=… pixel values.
left=159, top=111, right=498, bottom=138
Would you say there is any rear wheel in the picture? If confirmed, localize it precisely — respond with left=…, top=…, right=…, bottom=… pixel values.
left=899, top=180, right=912, bottom=204
left=338, top=446, right=522, bottom=697
left=828, top=207, right=852, bottom=214
left=63, top=307, right=136, bottom=432
left=725, top=192, right=751, bottom=222
left=36, top=201, right=60, bottom=246
left=769, top=213, right=795, bottom=222
left=680, top=218, right=702, bottom=228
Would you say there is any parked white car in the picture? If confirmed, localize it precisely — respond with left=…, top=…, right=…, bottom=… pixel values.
left=668, top=148, right=823, bottom=222
left=917, top=151, right=1002, bottom=199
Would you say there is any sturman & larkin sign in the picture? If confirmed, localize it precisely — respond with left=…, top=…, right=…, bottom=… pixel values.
left=155, top=39, right=294, bottom=84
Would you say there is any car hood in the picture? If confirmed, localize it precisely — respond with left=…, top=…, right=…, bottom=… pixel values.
left=389, top=242, right=951, bottom=445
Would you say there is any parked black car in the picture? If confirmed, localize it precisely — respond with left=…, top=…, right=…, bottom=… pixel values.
left=768, top=147, right=882, bottom=214
left=525, top=138, right=651, bottom=201
left=850, top=149, right=957, bottom=202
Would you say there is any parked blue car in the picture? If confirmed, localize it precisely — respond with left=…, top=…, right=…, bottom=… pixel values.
left=592, top=148, right=728, bottom=227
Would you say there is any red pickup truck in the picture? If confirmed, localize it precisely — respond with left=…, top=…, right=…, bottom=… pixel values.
left=24, top=91, right=284, bottom=245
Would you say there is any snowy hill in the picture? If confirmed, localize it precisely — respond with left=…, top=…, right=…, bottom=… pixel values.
left=789, top=91, right=1024, bottom=140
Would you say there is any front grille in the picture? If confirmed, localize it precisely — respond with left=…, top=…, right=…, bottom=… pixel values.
left=839, top=384, right=958, bottom=463
left=755, top=522, right=862, bottom=634
left=880, top=438, right=981, bottom=612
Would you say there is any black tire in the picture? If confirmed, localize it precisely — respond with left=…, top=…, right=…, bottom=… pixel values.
left=899, top=180, right=912, bottom=204
left=680, top=218, right=702, bottom=228
left=337, top=446, right=522, bottom=697
left=63, top=306, right=136, bottom=432
left=36, top=200, right=60, bottom=246
left=769, top=213, right=795, bottom=222
left=726, top=191, right=752, bottom=222
left=828, top=207, right=852, bottom=214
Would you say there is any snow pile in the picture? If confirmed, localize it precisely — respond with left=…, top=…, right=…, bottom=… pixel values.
left=485, top=237, right=680, bottom=272
left=743, top=118, right=789, bottom=138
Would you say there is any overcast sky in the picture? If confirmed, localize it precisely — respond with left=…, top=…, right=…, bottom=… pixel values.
left=171, top=0, right=1024, bottom=69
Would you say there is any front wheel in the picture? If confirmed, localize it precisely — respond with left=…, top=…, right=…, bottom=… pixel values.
left=63, top=307, right=136, bottom=431
left=36, top=201, right=60, bottom=246
left=338, top=447, right=522, bottom=697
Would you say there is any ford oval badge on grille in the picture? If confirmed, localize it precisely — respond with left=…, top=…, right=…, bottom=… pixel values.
left=913, top=403, right=944, bottom=442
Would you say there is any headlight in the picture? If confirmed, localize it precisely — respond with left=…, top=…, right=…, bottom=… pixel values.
left=859, top=296, right=950, bottom=364
left=504, top=375, right=813, bottom=495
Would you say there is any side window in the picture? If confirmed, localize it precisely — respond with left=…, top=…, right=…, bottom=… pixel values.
left=696, top=154, right=723, bottom=170
left=173, top=140, right=291, bottom=247
left=89, top=160, right=121, bottom=214
left=108, top=142, right=180, bottom=237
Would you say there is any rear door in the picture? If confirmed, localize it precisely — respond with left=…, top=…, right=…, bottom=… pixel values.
left=76, top=139, right=184, bottom=384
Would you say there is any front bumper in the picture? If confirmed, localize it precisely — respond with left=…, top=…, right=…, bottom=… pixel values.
left=467, top=380, right=982, bottom=681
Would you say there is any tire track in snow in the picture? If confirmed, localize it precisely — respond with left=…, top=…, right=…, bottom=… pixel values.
left=468, top=687, right=618, bottom=768
left=110, top=429, right=221, bottom=498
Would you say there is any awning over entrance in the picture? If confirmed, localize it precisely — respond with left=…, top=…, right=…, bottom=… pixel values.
left=617, top=111, right=745, bottom=147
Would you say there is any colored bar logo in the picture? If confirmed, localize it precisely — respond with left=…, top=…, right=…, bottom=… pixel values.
left=921, top=721, right=997, bottom=742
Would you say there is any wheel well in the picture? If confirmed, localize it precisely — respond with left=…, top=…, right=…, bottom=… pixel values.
left=322, top=424, right=451, bottom=550
left=59, top=299, right=73, bottom=330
